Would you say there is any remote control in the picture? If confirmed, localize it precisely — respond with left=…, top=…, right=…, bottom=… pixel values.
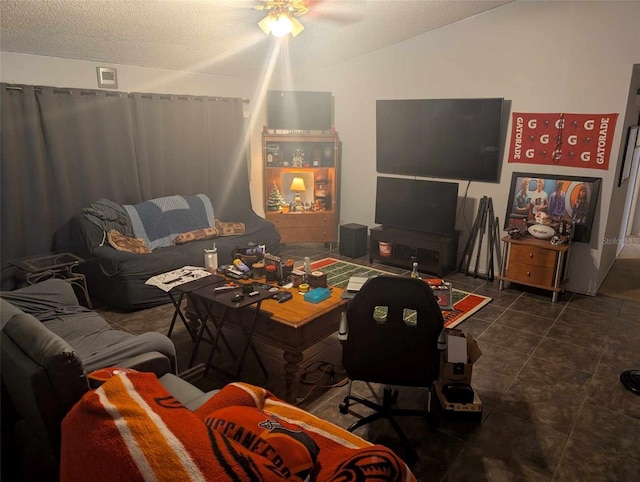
left=273, top=291, right=293, bottom=303
left=248, top=290, right=260, bottom=297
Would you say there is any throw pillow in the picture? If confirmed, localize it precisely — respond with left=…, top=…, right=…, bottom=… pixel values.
left=107, top=230, right=150, bottom=254
left=215, top=219, right=246, bottom=236
left=174, top=227, right=219, bottom=245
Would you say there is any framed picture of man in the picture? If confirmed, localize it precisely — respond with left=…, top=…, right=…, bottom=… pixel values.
left=504, top=172, right=601, bottom=243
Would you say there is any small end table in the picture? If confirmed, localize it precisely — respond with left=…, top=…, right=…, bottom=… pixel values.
left=190, top=283, right=275, bottom=380
left=166, top=274, right=225, bottom=340
left=8, top=252, right=92, bottom=308
left=498, top=236, right=571, bottom=302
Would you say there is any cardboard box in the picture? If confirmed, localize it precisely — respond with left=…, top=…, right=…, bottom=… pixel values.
left=438, top=329, right=482, bottom=386
left=433, top=380, right=483, bottom=422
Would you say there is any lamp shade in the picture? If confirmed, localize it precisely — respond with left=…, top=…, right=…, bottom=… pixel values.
left=289, top=177, right=307, bottom=192
left=258, top=12, right=304, bottom=37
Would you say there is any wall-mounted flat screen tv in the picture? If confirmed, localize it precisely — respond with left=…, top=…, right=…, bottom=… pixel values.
left=267, top=90, right=332, bottom=130
left=376, top=98, right=504, bottom=183
left=375, top=177, right=458, bottom=236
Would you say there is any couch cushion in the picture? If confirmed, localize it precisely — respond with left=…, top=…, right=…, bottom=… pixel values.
left=42, top=312, right=175, bottom=374
left=0, top=278, right=80, bottom=314
left=123, top=194, right=216, bottom=250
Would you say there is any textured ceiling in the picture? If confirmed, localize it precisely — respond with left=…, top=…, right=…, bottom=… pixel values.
left=0, top=0, right=513, bottom=78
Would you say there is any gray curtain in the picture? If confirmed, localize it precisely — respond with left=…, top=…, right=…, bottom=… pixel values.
left=0, top=84, right=247, bottom=271
left=130, top=93, right=249, bottom=220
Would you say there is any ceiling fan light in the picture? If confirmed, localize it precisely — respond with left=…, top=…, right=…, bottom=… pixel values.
left=271, top=13, right=293, bottom=37
left=258, top=9, right=304, bottom=38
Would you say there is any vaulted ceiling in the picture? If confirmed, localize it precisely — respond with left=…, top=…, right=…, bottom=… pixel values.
left=1, top=0, right=513, bottom=78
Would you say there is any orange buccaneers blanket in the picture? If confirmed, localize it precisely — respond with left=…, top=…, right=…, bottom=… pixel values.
left=60, top=373, right=417, bottom=481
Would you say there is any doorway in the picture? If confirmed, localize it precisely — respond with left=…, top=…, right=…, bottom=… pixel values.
left=618, top=65, right=640, bottom=252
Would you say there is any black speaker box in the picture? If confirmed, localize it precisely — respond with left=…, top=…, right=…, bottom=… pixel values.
left=339, top=224, right=367, bottom=258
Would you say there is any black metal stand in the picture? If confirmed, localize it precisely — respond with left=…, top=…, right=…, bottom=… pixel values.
left=458, top=196, right=502, bottom=280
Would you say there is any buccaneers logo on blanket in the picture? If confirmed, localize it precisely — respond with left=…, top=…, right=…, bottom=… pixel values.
left=204, top=406, right=319, bottom=481
left=328, top=448, right=404, bottom=482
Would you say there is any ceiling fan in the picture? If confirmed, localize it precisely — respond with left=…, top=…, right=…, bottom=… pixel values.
left=254, top=0, right=311, bottom=37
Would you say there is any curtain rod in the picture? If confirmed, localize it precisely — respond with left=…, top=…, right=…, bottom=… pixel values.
left=2, top=84, right=250, bottom=103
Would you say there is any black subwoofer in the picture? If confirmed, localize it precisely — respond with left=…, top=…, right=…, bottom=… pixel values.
left=339, top=223, right=367, bottom=258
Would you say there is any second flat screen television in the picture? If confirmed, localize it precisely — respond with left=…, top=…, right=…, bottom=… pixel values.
left=267, top=90, right=332, bottom=130
left=375, top=177, right=458, bottom=236
left=376, top=98, right=504, bottom=183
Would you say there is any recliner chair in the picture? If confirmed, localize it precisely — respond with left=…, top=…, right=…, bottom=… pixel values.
left=1, top=279, right=218, bottom=481
left=338, top=275, right=444, bottom=462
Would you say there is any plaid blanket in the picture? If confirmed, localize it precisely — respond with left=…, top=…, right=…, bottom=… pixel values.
left=123, top=194, right=215, bottom=250
left=61, top=373, right=417, bottom=481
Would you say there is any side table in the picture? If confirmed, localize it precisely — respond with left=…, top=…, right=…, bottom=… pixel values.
left=166, top=274, right=225, bottom=339
left=8, top=252, right=93, bottom=308
left=498, top=236, right=571, bottom=302
left=189, top=283, right=275, bottom=380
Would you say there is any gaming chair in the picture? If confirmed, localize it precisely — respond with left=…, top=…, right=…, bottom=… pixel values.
left=338, top=275, right=444, bottom=462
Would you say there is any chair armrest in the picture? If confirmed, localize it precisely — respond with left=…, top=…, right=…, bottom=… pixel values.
left=116, top=351, right=172, bottom=378
left=157, top=373, right=220, bottom=411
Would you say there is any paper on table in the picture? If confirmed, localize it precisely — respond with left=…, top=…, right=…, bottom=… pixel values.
left=346, top=276, right=370, bottom=292
left=145, top=266, right=213, bottom=292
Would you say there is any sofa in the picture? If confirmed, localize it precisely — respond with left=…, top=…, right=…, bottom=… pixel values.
left=63, top=194, right=281, bottom=311
left=61, top=376, right=418, bottom=481
left=0, top=279, right=217, bottom=481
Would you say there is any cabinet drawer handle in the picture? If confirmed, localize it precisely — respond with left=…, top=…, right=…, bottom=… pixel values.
left=528, top=253, right=534, bottom=258
left=526, top=271, right=531, bottom=277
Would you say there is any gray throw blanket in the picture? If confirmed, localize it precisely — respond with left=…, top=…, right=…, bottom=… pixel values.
left=82, top=198, right=133, bottom=237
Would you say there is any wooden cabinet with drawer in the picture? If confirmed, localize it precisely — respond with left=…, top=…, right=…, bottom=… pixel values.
left=263, top=129, right=340, bottom=245
left=267, top=211, right=337, bottom=244
left=498, top=236, right=571, bottom=302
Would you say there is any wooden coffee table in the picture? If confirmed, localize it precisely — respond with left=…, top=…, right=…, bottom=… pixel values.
left=187, top=282, right=347, bottom=397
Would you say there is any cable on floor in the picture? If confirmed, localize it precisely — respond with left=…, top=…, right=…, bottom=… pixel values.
left=300, top=360, right=346, bottom=385
left=295, top=360, right=349, bottom=406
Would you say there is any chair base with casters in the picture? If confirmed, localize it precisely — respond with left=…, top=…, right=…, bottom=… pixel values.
left=339, top=381, right=433, bottom=463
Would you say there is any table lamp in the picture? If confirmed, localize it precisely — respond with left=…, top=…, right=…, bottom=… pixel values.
left=289, top=177, right=307, bottom=205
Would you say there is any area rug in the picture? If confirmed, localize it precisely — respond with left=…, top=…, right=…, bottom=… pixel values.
left=311, top=258, right=492, bottom=329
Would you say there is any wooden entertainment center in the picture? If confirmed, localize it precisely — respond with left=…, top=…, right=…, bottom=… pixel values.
left=369, top=226, right=459, bottom=277
left=262, top=129, right=340, bottom=244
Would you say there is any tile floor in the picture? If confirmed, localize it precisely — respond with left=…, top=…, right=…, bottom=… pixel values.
left=99, top=243, right=640, bottom=481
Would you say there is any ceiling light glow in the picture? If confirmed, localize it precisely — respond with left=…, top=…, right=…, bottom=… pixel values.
left=258, top=8, right=304, bottom=38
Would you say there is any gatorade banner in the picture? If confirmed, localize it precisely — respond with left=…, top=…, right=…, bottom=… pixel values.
left=508, top=112, right=618, bottom=170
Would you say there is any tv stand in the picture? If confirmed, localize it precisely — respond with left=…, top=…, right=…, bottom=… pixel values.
left=369, top=226, right=459, bottom=277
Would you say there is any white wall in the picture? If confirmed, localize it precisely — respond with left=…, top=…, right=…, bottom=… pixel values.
left=286, top=1, right=640, bottom=295
left=2, top=1, right=639, bottom=295
left=0, top=52, right=254, bottom=97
